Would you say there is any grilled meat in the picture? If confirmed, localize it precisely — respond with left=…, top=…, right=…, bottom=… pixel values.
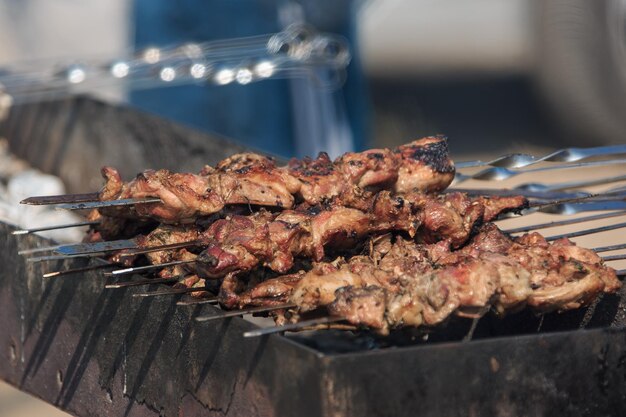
left=217, top=224, right=618, bottom=334
left=195, top=191, right=525, bottom=277
left=83, top=209, right=156, bottom=243
left=327, top=226, right=618, bottom=333
left=392, top=136, right=456, bottom=193
left=97, top=136, right=455, bottom=223
left=195, top=206, right=371, bottom=278
left=137, top=225, right=201, bottom=266
left=117, top=191, right=524, bottom=279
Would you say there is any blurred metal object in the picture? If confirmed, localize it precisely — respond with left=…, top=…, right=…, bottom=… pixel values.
left=454, top=158, right=626, bottom=183
left=0, top=25, right=350, bottom=104
left=456, top=144, right=626, bottom=169
left=12, top=220, right=99, bottom=236
left=0, top=83, right=12, bottom=121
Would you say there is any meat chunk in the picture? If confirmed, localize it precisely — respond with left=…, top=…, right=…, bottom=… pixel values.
left=393, top=136, right=455, bottom=193
left=329, top=286, right=388, bottom=329
left=276, top=224, right=619, bottom=333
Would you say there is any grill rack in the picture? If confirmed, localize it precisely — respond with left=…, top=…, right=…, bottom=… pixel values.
left=2, top=96, right=626, bottom=416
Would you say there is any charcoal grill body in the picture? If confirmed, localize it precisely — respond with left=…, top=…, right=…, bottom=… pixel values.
left=1, top=97, right=625, bottom=417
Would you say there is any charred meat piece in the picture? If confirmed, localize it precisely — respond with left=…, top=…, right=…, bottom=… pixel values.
left=393, top=136, right=456, bottom=194
left=219, top=272, right=304, bottom=309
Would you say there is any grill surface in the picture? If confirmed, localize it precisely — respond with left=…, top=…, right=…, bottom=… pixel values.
left=1, top=96, right=626, bottom=417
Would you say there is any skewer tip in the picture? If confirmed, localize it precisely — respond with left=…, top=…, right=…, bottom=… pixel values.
left=104, top=276, right=181, bottom=289
left=195, top=303, right=297, bottom=322
left=11, top=230, right=28, bottom=235
left=130, top=287, right=208, bottom=298
left=242, top=329, right=270, bottom=338
left=42, top=271, right=61, bottom=278
left=132, top=292, right=160, bottom=298
left=104, top=284, right=123, bottom=289
left=104, top=268, right=134, bottom=276
left=242, top=316, right=345, bottom=338
left=195, top=314, right=231, bottom=322
left=176, top=298, right=219, bottom=306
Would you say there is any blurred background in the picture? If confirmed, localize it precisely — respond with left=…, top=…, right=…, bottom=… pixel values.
left=0, top=0, right=624, bottom=159
left=0, top=0, right=625, bottom=414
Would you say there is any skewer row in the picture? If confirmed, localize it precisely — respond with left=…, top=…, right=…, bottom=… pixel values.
left=12, top=140, right=626, bottom=338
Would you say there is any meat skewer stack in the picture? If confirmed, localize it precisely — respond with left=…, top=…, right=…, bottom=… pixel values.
left=25, top=135, right=624, bottom=335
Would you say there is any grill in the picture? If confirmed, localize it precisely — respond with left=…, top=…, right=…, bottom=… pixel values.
left=1, top=96, right=626, bottom=417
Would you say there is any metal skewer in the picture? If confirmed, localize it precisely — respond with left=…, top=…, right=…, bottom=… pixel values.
left=52, top=239, right=140, bottom=256
left=601, top=254, right=626, bottom=262
left=507, top=192, right=626, bottom=217
left=534, top=200, right=626, bottom=216
left=117, top=240, right=202, bottom=257
left=525, top=192, right=623, bottom=209
left=545, top=221, right=626, bottom=241
left=450, top=188, right=585, bottom=200
left=176, top=298, right=220, bottom=306
left=592, top=243, right=626, bottom=253
left=28, top=253, right=108, bottom=263
left=12, top=220, right=100, bottom=235
left=455, top=158, right=626, bottom=184
left=55, top=197, right=163, bottom=211
left=513, top=174, right=626, bottom=193
left=132, top=287, right=213, bottom=298
left=105, top=276, right=180, bottom=289
left=51, top=239, right=202, bottom=257
left=18, top=243, right=65, bottom=255
left=243, top=316, right=345, bottom=338
left=455, top=144, right=626, bottom=169
left=103, top=259, right=196, bottom=276
left=43, top=263, right=117, bottom=278
left=453, top=175, right=626, bottom=199
left=502, top=211, right=626, bottom=234
left=20, top=192, right=100, bottom=205
left=195, top=303, right=297, bottom=322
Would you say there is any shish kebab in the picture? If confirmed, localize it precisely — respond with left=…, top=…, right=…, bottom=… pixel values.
left=18, top=135, right=623, bottom=335
left=22, top=135, right=456, bottom=287
left=39, top=188, right=527, bottom=297
left=95, top=187, right=622, bottom=313
left=78, top=190, right=528, bottom=280
left=76, top=135, right=455, bottom=229
left=37, top=134, right=515, bottom=273
left=33, top=135, right=455, bottom=246
left=210, top=223, right=621, bottom=335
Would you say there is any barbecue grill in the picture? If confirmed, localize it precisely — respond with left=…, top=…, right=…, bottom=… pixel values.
left=2, top=96, right=626, bottom=417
